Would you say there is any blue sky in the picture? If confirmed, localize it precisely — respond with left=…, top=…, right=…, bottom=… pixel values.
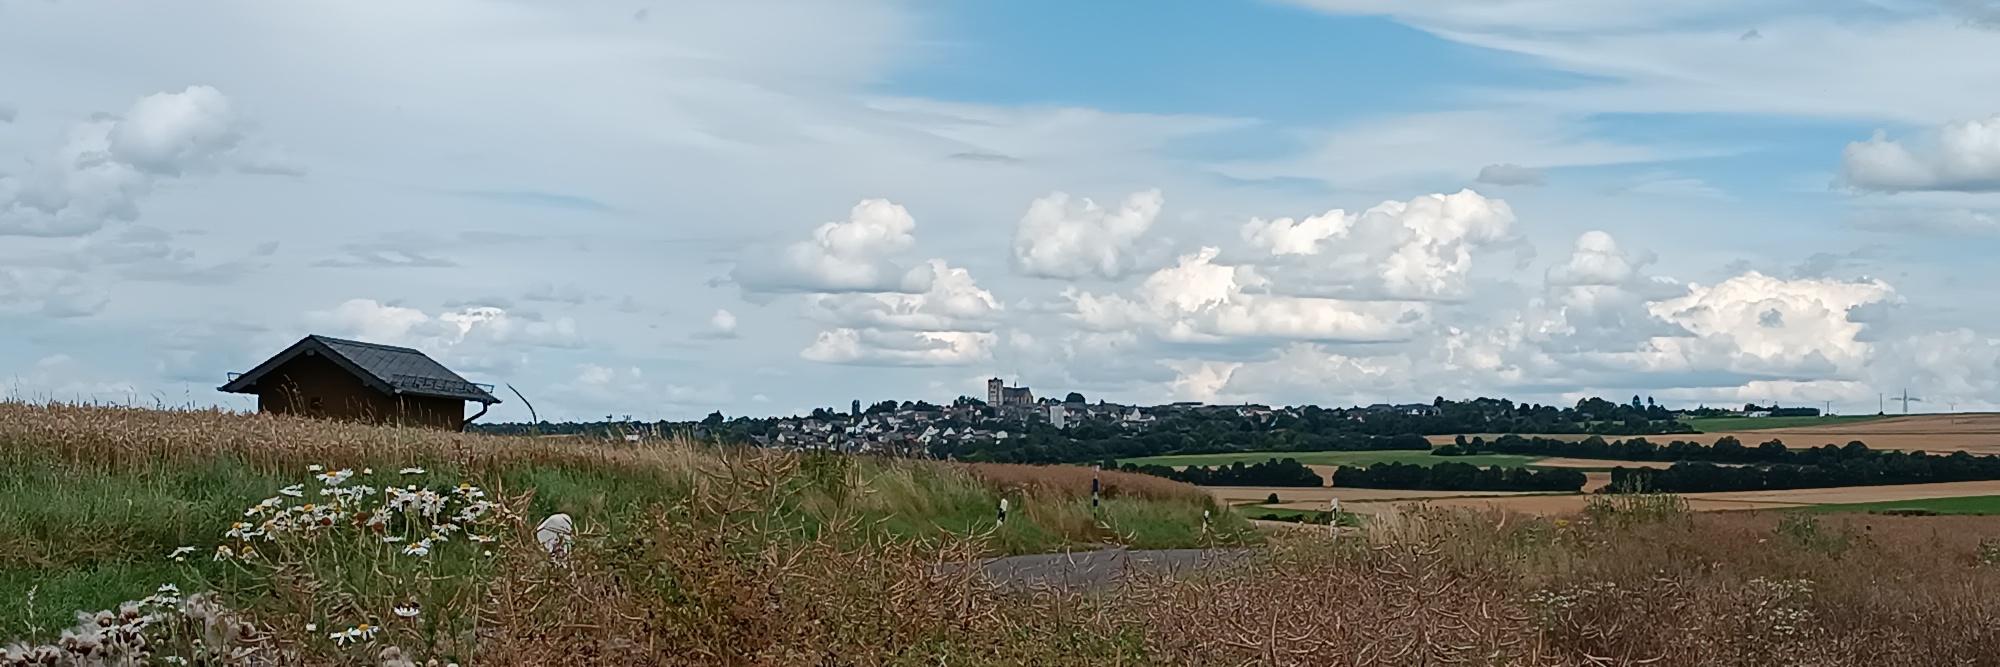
left=3, top=0, right=1999, bottom=420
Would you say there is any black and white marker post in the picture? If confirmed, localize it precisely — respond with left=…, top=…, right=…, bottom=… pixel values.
left=1091, top=465, right=1101, bottom=512
left=997, top=497, right=1009, bottom=526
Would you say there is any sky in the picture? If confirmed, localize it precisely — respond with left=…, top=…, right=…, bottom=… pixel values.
left=4, top=0, right=2000, bottom=421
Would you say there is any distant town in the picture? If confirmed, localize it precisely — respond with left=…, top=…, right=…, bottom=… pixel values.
left=475, top=378, right=1826, bottom=465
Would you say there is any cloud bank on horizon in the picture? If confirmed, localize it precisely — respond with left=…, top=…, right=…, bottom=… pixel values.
left=2, top=1, right=1998, bottom=420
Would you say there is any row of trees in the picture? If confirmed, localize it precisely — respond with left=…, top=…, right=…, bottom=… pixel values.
left=1332, top=462, right=1587, bottom=492
left=1609, top=449, right=2000, bottom=493
left=1441, top=434, right=1992, bottom=469
left=945, top=427, right=1430, bottom=465
left=1114, top=458, right=1324, bottom=487
left=1683, top=404, right=1822, bottom=418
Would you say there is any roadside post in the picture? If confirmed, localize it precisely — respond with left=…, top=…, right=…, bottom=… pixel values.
left=998, top=497, right=1009, bottom=526
left=1091, top=465, right=1102, bottom=512
left=1329, top=497, right=1341, bottom=537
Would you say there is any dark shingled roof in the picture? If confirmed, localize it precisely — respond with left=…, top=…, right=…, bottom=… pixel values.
left=219, top=335, right=500, bottom=404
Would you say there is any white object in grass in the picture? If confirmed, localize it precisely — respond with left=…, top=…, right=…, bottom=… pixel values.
left=536, top=513, right=574, bottom=557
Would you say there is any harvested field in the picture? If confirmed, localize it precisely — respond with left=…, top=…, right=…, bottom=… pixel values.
left=1700, top=413, right=2000, bottom=453
left=1345, top=495, right=1807, bottom=516
left=1690, top=480, right=2000, bottom=505
left=1205, top=485, right=1556, bottom=507
left=1429, top=414, right=2000, bottom=454
left=1340, top=479, right=2000, bottom=516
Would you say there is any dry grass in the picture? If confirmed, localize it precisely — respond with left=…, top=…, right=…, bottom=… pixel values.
left=1096, top=507, right=2000, bottom=665
left=958, top=461, right=1209, bottom=504
left=15, top=402, right=2000, bottom=665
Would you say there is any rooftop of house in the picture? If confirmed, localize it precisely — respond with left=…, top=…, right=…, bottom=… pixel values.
left=219, top=334, right=501, bottom=404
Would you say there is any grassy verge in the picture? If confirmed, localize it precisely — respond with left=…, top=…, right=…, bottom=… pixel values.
left=1682, top=414, right=1889, bottom=432
left=1801, top=495, right=2000, bottom=516
left=0, top=402, right=1250, bottom=646
left=1119, top=450, right=1543, bottom=468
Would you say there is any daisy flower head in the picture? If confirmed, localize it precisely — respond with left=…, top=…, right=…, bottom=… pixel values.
left=402, top=539, right=433, bottom=557
left=168, top=546, right=196, bottom=562
left=399, top=467, right=426, bottom=475
left=279, top=484, right=305, bottom=498
left=316, top=468, right=355, bottom=486
left=308, top=464, right=324, bottom=472
left=392, top=602, right=421, bottom=618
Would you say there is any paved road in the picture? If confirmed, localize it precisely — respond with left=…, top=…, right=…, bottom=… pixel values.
left=974, top=547, right=1252, bottom=590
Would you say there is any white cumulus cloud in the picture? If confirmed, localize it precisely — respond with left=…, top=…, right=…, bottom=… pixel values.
left=1629, top=272, right=1895, bottom=375
left=1242, top=189, right=1518, bottom=301
left=1843, top=115, right=2000, bottom=192
left=1068, top=247, right=1429, bottom=343
left=800, top=328, right=995, bottom=366
left=732, top=199, right=930, bottom=293
left=1012, top=189, right=1162, bottom=280
left=0, top=86, right=248, bottom=237
left=807, top=259, right=1001, bottom=332
left=304, top=299, right=581, bottom=375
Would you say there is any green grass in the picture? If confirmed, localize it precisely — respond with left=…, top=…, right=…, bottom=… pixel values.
left=1119, top=450, right=1543, bottom=469
left=0, top=450, right=1239, bottom=638
left=1682, top=414, right=1888, bottom=432
left=1801, top=495, right=2000, bottom=516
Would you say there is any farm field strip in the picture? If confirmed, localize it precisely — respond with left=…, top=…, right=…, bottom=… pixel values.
left=1800, top=495, right=2000, bottom=515
left=1428, top=414, right=2000, bottom=454
left=1204, top=485, right=1563, bottom=507
left=1680, top=414, right=1891, bottom=432
left=1118, top=450, right=1540, bottom=468
left=1332, top=479, right=2000, bottom=516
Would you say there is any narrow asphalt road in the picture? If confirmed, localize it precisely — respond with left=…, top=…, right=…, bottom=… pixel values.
left=974, top=547, right=1252, bottom=590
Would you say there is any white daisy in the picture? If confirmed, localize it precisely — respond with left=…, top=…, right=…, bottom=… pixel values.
left=392, top=602, right=421, bottom=618
left=399, top=467, right=426, bottom=475
left=402, top=539, right=433, bottom=557
left=278, top=484, right=305, bottom=498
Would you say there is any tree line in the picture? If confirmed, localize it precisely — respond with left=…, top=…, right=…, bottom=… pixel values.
left=1609, top=450, right=2000, bottom=493
left=1435, top=434, right=1904, bottom=466
left=1331, top=462, right=1587, bottom=492
left=1111, top=458, right=1324, bottom=487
